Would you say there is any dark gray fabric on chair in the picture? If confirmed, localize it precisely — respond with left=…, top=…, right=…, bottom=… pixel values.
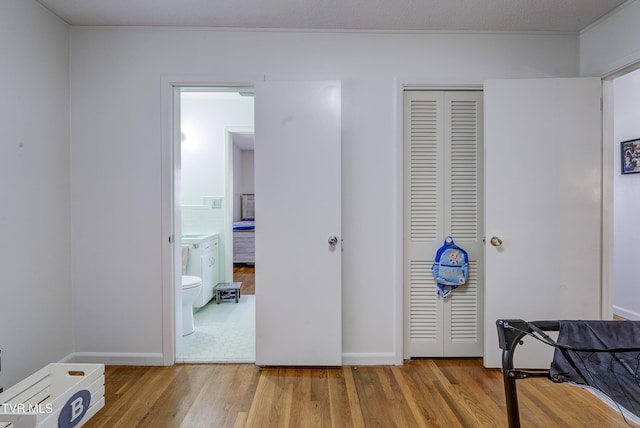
left=550, top=320, right=640, bottom=418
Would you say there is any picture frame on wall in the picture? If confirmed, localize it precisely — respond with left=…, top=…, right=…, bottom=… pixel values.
left=621, top=138, right=640, bottom=175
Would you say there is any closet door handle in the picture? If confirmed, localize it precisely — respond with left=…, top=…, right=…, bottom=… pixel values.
left=328, top=236, right=338, bottom=246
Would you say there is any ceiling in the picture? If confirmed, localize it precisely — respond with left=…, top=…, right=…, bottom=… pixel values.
left=37, top=0, right=628, bottom=32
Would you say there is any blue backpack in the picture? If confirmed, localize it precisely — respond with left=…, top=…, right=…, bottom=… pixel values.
left=432, top=236, right=469, bottom=297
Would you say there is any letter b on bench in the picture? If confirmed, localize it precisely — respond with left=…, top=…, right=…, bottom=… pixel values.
left=59, top=389, right=91, bottom=428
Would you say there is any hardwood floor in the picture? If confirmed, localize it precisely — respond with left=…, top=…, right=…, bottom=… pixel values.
left=234, top=264, right=255, bottom=295
left=85, top=359, right=629, bottom=427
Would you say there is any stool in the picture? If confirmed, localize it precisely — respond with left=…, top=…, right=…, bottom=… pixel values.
left=214, top=282, right=242, bottom=303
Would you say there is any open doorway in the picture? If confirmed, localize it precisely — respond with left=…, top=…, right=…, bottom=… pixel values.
left=229, top=129, right=256, bottom=315
left=175, top=86, right=256, bottom=362
left=610, top=67, right=640, bottom=321
left=165, top=79, right=342, bottom=366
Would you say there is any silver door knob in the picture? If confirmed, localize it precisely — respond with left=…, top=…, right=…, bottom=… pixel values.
left=490, top=236, right=503, bottom=247
left=328, top=236, right=338, bottom=246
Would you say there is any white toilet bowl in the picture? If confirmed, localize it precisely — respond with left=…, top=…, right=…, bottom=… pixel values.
left=182, top=275, right=202, bottom=336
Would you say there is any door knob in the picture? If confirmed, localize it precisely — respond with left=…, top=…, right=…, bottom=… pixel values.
left=328, top=236, right=338, bottom=246
left=490, top=236, right=503, bottom=247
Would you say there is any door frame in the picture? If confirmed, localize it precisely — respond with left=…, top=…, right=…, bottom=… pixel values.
left=395, top=80, right=483, bottom=363
left=601, top=60, right=640, bottom=321
left=225, top=126, right=255, bottom=283
left=160, top=76, right=256, bottom=365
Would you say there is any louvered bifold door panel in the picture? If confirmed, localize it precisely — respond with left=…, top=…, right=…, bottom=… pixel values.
left=408, top=93, right=442, bottom=241
left=403, top=91, right=445, bottom=357
left=443, top=91, right=484, bottom=357
left=408, top=261, right=442, bottom=348
left=444, top=261, right=483, bottom=356
left=448, top=95, right=481, bottom=240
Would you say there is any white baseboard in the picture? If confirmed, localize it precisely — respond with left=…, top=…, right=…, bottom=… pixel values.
left=57, top=352, right=76, bottom=363
left=64, top=352, right=166, bottom=366
left=613, top=305, right=640, bottom=321
left=342, top=352, right=399, bottom=366
left=61, top=352, right=399, bottom=366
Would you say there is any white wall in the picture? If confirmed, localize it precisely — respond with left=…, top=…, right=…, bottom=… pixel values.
left=180, top=93, right=254, bottom=282
left=180, top=92, right=254, bottom=205
left=69, top=27, right=580, bottom=363
left=233, top=144, right=243, bottom=222
left=0, top=0, right=71, bottom=387
left=580, top=0, right=640, bottom=76
left=613, top=70, right=640, bottom=320
left=579, top=0, right=640, bottom=321
left=240, top=150, right=255, bottom=196
left=232, top=148, right=255, bottom=222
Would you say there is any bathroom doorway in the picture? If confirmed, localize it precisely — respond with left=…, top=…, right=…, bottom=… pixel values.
left=175, top=86, right=256, bottom=362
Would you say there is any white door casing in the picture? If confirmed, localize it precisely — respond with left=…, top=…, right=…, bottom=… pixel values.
left=254, top=80, right=342, bottom=366
left=483, top=78, right=602, bottom=368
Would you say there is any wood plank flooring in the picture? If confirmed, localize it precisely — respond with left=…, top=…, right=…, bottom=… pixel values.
left=93, top=267, right=627, bottom=426
left=234, top=265, right=255, bottom=295
left=84, top=359, right=630, bottom=427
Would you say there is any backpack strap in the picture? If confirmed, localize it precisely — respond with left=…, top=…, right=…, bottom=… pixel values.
left=437, top=283, right=459, bottom=298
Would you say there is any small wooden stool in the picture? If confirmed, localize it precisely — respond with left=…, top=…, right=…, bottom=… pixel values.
left=214, top=282, right=242, bottom=303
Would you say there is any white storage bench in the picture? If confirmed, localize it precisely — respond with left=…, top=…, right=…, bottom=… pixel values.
left=0, top=363, right=104, bottom=428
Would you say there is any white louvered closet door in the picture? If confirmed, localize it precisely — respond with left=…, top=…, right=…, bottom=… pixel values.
left=403, top=90, right=484, bottom=358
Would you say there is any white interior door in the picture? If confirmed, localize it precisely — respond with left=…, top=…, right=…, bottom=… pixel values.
left=254, top=80, right=342, bottom=366
left=483, top=78, right=602, bottom=368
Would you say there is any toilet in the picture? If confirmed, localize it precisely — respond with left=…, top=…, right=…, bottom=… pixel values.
left=182, top=275, right=202, bottom=336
